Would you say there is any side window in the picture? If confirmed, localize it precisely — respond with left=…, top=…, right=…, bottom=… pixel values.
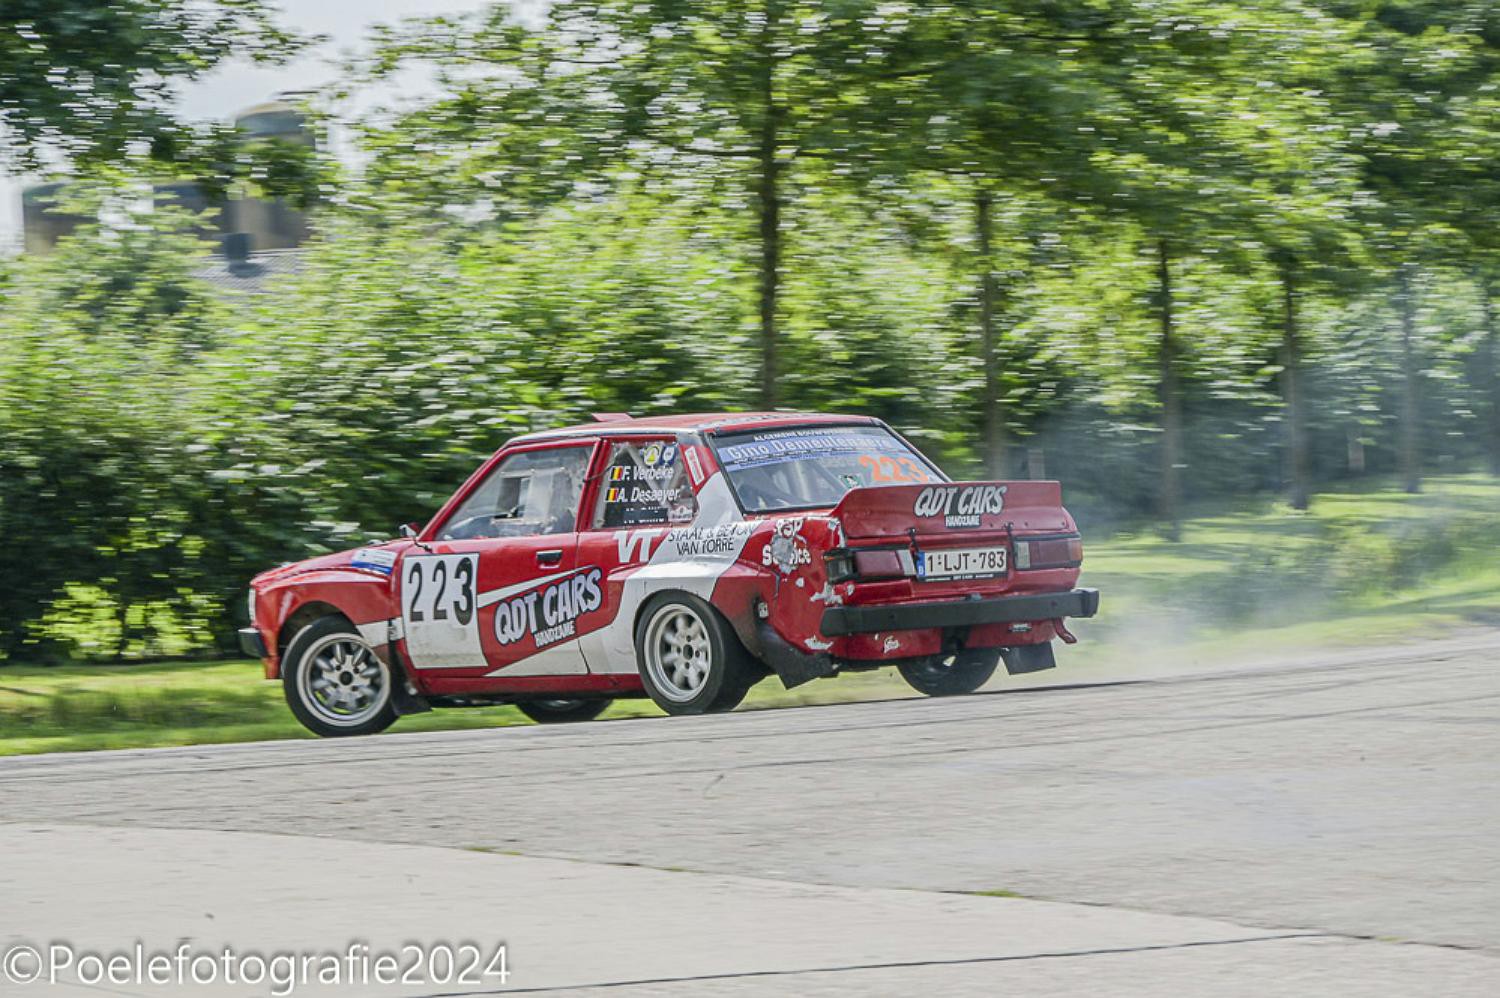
left=437, top=446, right=591, bottom=541
left=592, top=439, right=698, bottom=529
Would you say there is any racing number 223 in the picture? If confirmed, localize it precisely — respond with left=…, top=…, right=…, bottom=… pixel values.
left=405, top=555, right=476, bottom=626
left=859, top=454, right=929, bottom=483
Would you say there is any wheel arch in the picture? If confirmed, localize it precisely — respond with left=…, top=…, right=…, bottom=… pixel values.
left=277, top=601, right=352, bottom=665
left=630, top=587, right=758, bottom=714
left=631, top=587, right=745, bottom=650
left=631, top=587, right=687, bottom=638
left=261, top=572, right=396, bottom=679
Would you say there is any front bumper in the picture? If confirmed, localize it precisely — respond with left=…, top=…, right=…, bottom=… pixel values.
left=820, top=587, right=1100, bottom=637
left=238, top=627, right=269, bottom=659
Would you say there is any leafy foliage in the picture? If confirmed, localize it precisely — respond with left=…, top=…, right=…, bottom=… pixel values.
left=0, top=1, right=307, bottom=169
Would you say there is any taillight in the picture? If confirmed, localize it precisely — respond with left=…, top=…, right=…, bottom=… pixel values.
left=853, top=549, right=906, bottom=579
left=1015, top=534, right=1083, bottom=570
left=824, top=548, right=910, bottom=582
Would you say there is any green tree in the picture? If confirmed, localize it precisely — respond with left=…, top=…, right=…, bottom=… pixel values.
left=0, top=1, right=304, bottom=168
left=538, top=0, right=945, bottom=407
left=835, top=2, right=1111, bottom=476
left=1321, top=1, right=1500, bottom=491
left=0, top=186, right=231, bottom=659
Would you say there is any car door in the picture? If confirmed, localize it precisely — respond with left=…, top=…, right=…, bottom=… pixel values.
left=399, top=440, right=599, bottom=679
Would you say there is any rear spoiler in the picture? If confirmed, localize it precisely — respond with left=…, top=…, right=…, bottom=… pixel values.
left=830, top=481, right=1069, bottom=538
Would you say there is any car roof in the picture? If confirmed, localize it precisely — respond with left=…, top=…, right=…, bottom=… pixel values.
left=513, top=411, right=883, bottom=443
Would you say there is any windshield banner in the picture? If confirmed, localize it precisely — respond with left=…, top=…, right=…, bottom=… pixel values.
left=718, top=427, right=915, bottom=471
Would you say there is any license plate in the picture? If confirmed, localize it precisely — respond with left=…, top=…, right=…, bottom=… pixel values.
left=917, top=545, right=1009, bottom=581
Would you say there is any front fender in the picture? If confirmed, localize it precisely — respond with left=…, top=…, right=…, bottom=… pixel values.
left=255, top=570, right=399, bottom=679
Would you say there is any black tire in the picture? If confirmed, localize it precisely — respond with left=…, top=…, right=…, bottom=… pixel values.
left=898, top=648, right=1000, bottom=697
left=635, top=592, right=756, bottom=715
left=282, top=616, right=398, bottom=737
left=516, top=698, right=613, bottom=724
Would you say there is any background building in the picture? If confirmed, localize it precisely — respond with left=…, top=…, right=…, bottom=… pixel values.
left=19, top=96, right=314, bottom=262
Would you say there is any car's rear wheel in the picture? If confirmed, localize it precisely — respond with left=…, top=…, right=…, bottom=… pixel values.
left=636, top=594, right=755, bottom=715
left=516, top=698, right=613, bottom=724
left=898, top=648, right=999, bottom=697
left=283, top=617, right=398, bottom=737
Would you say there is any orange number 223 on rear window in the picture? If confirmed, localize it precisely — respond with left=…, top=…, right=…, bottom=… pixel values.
left=858, top=455, right=930, bottom=483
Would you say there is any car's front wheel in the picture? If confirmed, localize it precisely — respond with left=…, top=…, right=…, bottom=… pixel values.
left=283, top=617, right=398, bottom=737
left=516, top=698, right=613, bottom=724
left=636, top=593, right=755, bottom=715
left=898, top=648, right=999, bottom=697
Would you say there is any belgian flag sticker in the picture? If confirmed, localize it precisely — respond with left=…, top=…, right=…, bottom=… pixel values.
left=606, top=488, right=623, bottom=502
left=609, top=466, right=628, bottom=481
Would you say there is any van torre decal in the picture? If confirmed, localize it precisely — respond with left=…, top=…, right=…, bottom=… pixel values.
left=615, top=522, right=756, bottom=564
left=493, top=567, right=604, bottom=648
left=913, top=485, right=1007, bottom=529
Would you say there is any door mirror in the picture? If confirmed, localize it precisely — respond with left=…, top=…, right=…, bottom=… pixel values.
left=400, top=521, right=435, bottom=553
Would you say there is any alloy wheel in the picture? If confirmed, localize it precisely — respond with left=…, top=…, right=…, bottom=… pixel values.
left=298, top=634, right=390, bottom=727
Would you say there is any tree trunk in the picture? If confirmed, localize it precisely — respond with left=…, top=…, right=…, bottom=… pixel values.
left=975, top=188, right=1006, bottom=477
left=1026, top=446, right=1046, bottom=481
left=1279, top=258, right=1310, bottom=510
left=1396, top=264, right=1421, bottom=494
left=115, top=600, right=131, bottom=663
left=1478, top=277, right=1500, bottom=475
left=1156, top=238, right=1182, bottom=539
left=1347, top=428, right=1366, bottom=476
left=754, top=30, right=781, bottom=409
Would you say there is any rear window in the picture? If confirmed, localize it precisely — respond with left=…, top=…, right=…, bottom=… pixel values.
left=713, top=425, right=942, bottom=513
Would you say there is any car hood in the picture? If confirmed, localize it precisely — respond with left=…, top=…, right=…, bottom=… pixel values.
left=251, top=539, right=410, bottom=588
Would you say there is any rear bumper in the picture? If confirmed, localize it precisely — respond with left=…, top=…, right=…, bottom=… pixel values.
left=820, top=587, right=1100, bottom=637
left=238, top=627, right=269, bottom=659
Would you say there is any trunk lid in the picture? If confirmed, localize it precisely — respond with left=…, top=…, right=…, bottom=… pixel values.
left=830, top=481, right=1072, bottom=540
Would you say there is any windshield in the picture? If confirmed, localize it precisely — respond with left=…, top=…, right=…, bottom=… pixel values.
left=713, top=424, right=943, bottom=513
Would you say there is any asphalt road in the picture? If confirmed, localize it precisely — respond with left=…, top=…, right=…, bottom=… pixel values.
left=2, top=633, right=1497, bottom=994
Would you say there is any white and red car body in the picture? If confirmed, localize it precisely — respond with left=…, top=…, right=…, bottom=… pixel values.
left=241, top=413, right=1098, bottom=702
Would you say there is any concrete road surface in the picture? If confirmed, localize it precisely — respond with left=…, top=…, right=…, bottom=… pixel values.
left=1, top=632, right=1497, bottom=995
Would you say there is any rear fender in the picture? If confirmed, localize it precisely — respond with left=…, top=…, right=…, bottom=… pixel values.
left=734, top=514, right=845, bottom=686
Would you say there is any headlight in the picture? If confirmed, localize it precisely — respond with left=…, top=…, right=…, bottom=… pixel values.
left=247, top=589, right=258, bottom=626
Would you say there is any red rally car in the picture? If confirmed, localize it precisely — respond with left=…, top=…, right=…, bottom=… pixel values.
left=240, top=412, right=1099, bottom=736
